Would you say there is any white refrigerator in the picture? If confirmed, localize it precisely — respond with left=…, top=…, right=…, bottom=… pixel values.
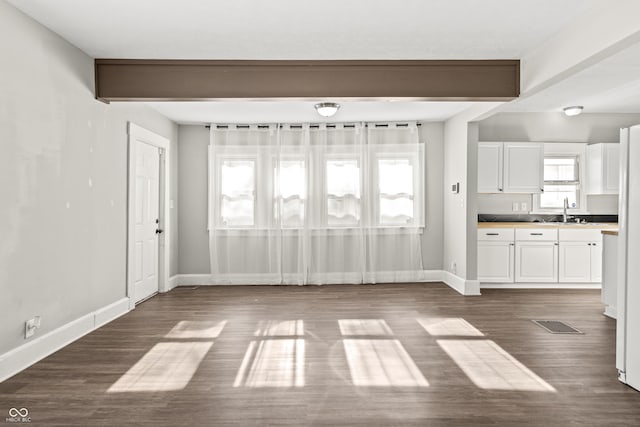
left=617, top=125, right=640, bottom=391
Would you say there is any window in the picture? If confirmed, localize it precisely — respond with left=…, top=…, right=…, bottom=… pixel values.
left=378, top=158, right=415, bottom=225
left=326, top=159, right=361, bottom=226
left=210, top=123, right=424, bottom=230
left=274, top=159, right=305, bottom=227
left=539, top=156, right=580, bottom=209
left=219, top=159, right=255, bottom=226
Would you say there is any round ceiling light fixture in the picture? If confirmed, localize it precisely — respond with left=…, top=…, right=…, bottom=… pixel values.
left=315, top=102, right=340, bottom=117
left=563, top=106, right=584, bottom=117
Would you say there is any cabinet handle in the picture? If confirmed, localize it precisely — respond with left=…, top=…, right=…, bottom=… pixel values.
left=540, top=188, right=544, bottom=192
left=554, top=243, right=559, bottom=246
left=509, top=243, right=515, bottom=246
left=486, top=233, right=499, bottom=236
left=530, top=233, right=543, bottom=235
left=499, top=188, right=503, bottom=192
left=592, top=243, right=597, bottom=247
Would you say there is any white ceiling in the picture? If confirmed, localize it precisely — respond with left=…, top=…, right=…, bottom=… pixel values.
left=14, top=0, right=640, bottom=121
left=9, top=0, right=597, bottom=60
left=145, top=101, right=475, bottom=124
left=503, top=40, right=640, bottom=114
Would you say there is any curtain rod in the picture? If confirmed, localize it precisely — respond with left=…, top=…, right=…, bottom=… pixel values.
left=204, top=123, right=422, bottom=129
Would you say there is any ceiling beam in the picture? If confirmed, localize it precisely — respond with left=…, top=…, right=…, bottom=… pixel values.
left=94, top=59, right=520, bottom=103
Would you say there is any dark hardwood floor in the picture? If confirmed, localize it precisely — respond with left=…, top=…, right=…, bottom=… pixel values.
left=1, top=283, right=639, bottom=426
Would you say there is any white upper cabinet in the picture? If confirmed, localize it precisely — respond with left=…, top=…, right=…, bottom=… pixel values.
left=478, top=142, right=543, bottom=193
left=478, top=143, right=504, bottom=193
left=503, top=143, right=544, bottom=193
left=586, top=143, right=620, bottom=194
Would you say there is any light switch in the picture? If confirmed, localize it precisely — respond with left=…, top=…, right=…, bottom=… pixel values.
left=512, top=202, right=519, bottom=212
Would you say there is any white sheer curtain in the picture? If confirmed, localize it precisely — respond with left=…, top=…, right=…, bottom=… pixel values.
left=208, top=122, right=424, bottom=285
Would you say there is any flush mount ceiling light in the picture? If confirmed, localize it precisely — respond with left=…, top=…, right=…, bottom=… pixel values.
left=315, top=102, right=340, bottom=117
left=563, top=106, right=584, bottom=116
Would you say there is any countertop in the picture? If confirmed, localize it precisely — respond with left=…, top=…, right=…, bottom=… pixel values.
left=478, top=222, right=618, bottom=230
left=601, top=230, right=619, bottom=236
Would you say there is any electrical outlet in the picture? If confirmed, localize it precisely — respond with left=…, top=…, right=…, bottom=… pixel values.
left=521, top=202, right=527, bottom=212
left=512, top=202, right=519, bottom=212
left=451, top=261, right=457, bottom=275
left=25, top=316, right=41, bottom=339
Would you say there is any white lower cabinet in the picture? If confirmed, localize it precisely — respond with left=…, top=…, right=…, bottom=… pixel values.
left=478, top=242, right=515, bottom=282
left=479, top=226, right=606, bottom=285
left=477, top=228, right=515, bottom=283
left=559, top=242, right=591, bottom=282
left=515, top=241, right=559, bottom=283
left=558, top=229, right=603, bottom=283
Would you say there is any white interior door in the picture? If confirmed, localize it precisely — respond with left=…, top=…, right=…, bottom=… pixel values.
left=134, top=141, right=160, bottom=303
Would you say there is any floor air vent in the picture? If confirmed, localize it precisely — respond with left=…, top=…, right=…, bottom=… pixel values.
left=532, top=320, right=583, bottom=334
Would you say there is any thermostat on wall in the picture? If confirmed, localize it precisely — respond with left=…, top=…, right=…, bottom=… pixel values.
left=451, top=183, right=459, bottom=194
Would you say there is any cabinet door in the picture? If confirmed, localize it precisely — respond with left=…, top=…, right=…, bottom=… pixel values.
left=590, top=241, right=603, bottom=283
left=559, top=242, right=591, bottom=283
left=503, top=143, right=544, bottom=193
left=478, top=143, right=503, bottom=193
left=478, top=241, right=514, bottom=282
left=604, top=144, right=620, bottom=194
left=586, top=143, right=604, bottom=194
left=515, top=242, right=558, bottom=283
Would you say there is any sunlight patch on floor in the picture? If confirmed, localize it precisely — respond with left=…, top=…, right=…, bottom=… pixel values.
left=437, top=340, right=556, bottom=392
left=417, top=318, right=484, bottom=337
left=339, top=319, right=393, bottom=336
left=343, top=339, right=429, bottom=387
left=254, top=320, right=304, bottom=337
left=165, top=320, right=228, bottom=339
left=107, top=342, right=212, bottom=392
left=234, top=339, right=305, bottom=388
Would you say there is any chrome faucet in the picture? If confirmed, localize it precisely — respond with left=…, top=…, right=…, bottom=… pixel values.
left=563, top=197, right=574, bottom=223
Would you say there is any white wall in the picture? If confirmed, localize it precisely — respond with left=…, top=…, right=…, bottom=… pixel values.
left=443, top=104, right=501, bottom=280
left=0, top=1, right=178, bottom=355
left=479, top=112, right=640, bottom=143
left=477, top=112, right=640, bottom=215
left=178, top=125, right=210, bottom=274
left=177, top=122, right=445, bottom=274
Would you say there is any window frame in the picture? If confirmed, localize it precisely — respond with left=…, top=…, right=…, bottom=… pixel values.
left=209, top=133, right=425, bottom=231
left=272, top=155, right=307, bottom=228
left=325, top=155, right=363, bottom=228
left=532, top=144, right=588, bottom=214
left=214, top=154, right=259, bottom=229
left=374, top=152, right=421, bottom=227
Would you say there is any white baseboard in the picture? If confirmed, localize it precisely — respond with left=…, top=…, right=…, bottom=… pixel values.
left=171, top=270, right=447, bottom=287
left=604, top=306, right=618, bottom=319
left=480, top=283, right=602, bottom=289
left=0, top=297, right=130, bottom=383
left=441, top=271, right=481, bottom=296
left=167, top=275, right=179, bottom=292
